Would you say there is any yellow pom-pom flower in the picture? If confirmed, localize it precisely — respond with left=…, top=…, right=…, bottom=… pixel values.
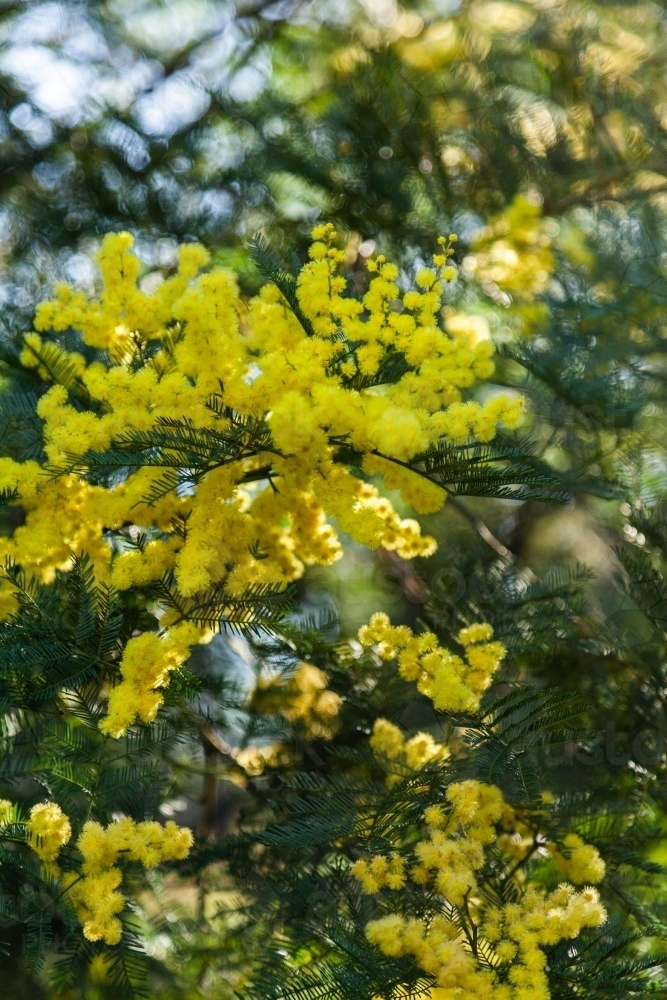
left=26, top=802, right=72, bottom=863
left=1, top=225, right=524, bottom=738
left=358, top=616, right=506, bottom=714
left=11, top=797, right=194, bottom=948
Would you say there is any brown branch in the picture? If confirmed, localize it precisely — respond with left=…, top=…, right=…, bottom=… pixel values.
left=444, top=491, right=511, bottom=560
left=200, top=723, right=233, bottom=756
left=444, top=492, right=538, bottom=583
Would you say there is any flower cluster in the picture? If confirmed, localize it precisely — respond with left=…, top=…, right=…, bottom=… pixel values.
left=550, top=832, right=607, bottom=884
left=233, top=662, right=343, bottom=776
left=100, top=620, right=209, bottom=738
left=369, top=717, right=448, bottom=787
left=351, top=852, right=407, bottom=893
left=25, top=801, right=72, bottom=863
left=234, top=743, right=286, bottom=777
left=350, top=614, right=606, bottom=1000
left=357, top=779, right=607, bottom=1000
left=366, top=883, right=606, bottom=1000
left=0, top=226, right=523, bottom=735
left=411, top=781, right=512, bottom=901
left=462, top=194, right=554, bottom=306
left=66, top=817, right=193, bottom=945
left=251, top=661, right=343, bottom=740
left=13, top=798, right=193, bottom=946
left=358, top=615, right=506, bottom=713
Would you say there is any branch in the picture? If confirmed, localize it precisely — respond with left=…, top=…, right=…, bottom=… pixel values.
left=443, top=491, right=510, bottom=560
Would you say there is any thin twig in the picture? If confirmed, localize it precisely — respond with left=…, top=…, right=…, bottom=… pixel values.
left=444, top=492, right=538, bottom=583
left=444, top=491, right=510, bottom=559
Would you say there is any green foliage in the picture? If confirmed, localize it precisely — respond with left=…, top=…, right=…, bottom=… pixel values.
left=2, top=0, right=667, bottom=997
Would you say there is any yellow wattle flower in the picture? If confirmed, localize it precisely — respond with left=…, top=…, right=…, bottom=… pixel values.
left=18, top=798, right=194, bottom=947
left=1, top=226, right=524, bottom=735
left=26, top=802, right=71, bottom=863
left=356, top=779, right=606, bottom=1000
left=350, top=617, right=606, bottom=1000
left=358, top=613, right=506, bottom=713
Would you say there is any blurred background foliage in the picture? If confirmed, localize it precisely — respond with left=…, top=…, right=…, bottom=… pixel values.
left=4, top=0, right=667, bottom=996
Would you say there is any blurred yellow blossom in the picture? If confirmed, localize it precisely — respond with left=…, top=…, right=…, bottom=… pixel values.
left=463, top=194, right=554, bottom=305
left=252, top=661, right=342, bottom=740
left=369, top=717, right=448, bottom=787
left=551, top=833, right=606, bottom=885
